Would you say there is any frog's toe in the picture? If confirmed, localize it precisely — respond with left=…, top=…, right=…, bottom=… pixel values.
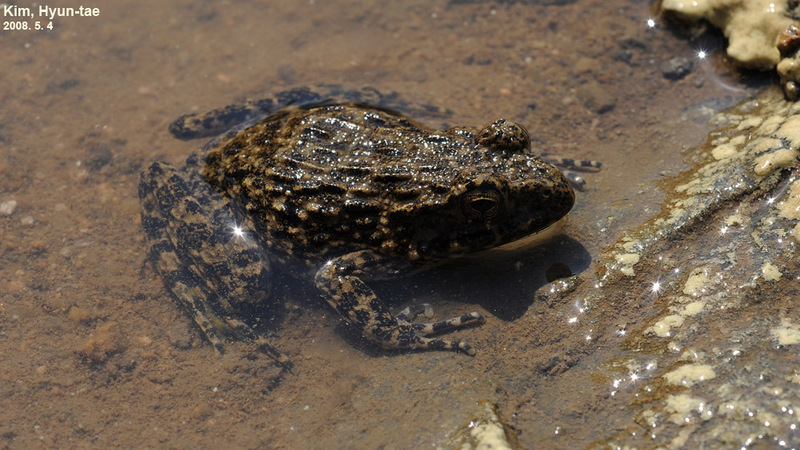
left=225, top=317, right=294, bottom=371
left=188, top=308, right=227, bottom=356
left=396, top=303, right=434, bottom=322
left=407, top=335, right=478, bottom=356
left=410, top=311, right=486, bottom=336
left=381, top=317, right=484, bottom=356
left=255, top=337, right=295, bottom=372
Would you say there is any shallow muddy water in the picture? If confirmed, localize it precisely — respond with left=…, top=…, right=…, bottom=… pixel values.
left=1, top=0, right=797, bottom=448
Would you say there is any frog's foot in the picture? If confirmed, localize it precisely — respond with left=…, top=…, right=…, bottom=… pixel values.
left=184, top=306, right=294, bottom=371
left=315, top=255, right=486, bottom=356
left=224, top=318, right=295, bottom=372
left=144, top=231, right=294, bottom=370
left=541, top=153, right=602, bottom=191
left=144, top=237, right=294, bottom=372
left=408, top=312, right=486, bottom=336
left=396, top=304, right=486, bottom=336
left=396, top=304, right=435, bottom=321
left=187, top=307, right=294, bottom=371
left=383, top=323, right=482, bottom=356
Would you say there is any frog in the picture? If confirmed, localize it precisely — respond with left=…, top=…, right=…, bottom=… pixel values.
left=139, top=86, right=590, bottom=371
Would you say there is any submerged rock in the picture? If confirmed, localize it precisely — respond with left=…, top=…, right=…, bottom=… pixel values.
left=439, top=401, right=519, bottom=450
left=586, top=87, right=800, bottom=446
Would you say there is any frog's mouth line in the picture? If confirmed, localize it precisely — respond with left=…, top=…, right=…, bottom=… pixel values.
left=469, top=215, right=569, bottom=257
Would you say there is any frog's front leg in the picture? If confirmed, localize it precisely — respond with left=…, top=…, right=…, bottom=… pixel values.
left=315, top=250, right=485, bottom=355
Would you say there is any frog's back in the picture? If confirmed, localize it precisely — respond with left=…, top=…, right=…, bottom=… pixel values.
left=203, top=102, right=574, bottom=263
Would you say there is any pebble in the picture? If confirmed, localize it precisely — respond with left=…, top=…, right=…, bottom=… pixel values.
left=577, top=80, right=616, bottom=114
left=0, top=199, right=17, bottom=216
left=79, top=322, right=127, bottom=362
left=660, top=56, right=693, bottom=80
left=68, top=306, right=93, bottom=324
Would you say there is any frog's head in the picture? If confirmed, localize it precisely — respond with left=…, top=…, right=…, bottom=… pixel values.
left=446, top=164, right=574, bottom=250
left=405, top=119, right=575, bottom=260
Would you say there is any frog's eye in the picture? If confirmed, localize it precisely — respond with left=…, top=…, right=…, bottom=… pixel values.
left=460, top=187, right=503, bottom=220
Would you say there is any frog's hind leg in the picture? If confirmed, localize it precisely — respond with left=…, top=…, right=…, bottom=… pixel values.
left=139, top=226, right=228, bottom=356
left=168, top=86, right=339, bottom=140
left=168, top=85, right=451, bottom=140
left=315, top=251, right=486, bottom=356
left=139, top=163, right=224, bottom=345
left=168, top=99, right=276, bottom=140
left=139, top=162, right=293, bottom=370
left=541, top=153, right=602, bottom=191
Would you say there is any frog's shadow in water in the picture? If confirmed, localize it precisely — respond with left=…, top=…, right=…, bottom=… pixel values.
left=332, top=234, right=591, bottom=357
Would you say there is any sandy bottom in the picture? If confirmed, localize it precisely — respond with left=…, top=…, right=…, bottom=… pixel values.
left=0, top=0, right=792, bottom=448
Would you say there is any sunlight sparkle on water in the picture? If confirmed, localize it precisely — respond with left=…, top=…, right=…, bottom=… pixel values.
left=646, top=17, right=656, bottom=28
left=651, top=280, right=662, bottom=293
left=228, top=223, right=248, bottom=241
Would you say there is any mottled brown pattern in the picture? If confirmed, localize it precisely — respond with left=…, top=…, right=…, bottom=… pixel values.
left=139, top=88, right=576, bottom=368
left=203, top=103, right=574, bottom=262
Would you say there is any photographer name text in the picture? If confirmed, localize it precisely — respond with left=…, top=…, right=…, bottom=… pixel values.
left=3, top=4, right=100, bottom=31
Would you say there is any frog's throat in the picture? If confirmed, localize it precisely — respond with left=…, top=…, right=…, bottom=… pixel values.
left=477, top=215, right=569, bottom=256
